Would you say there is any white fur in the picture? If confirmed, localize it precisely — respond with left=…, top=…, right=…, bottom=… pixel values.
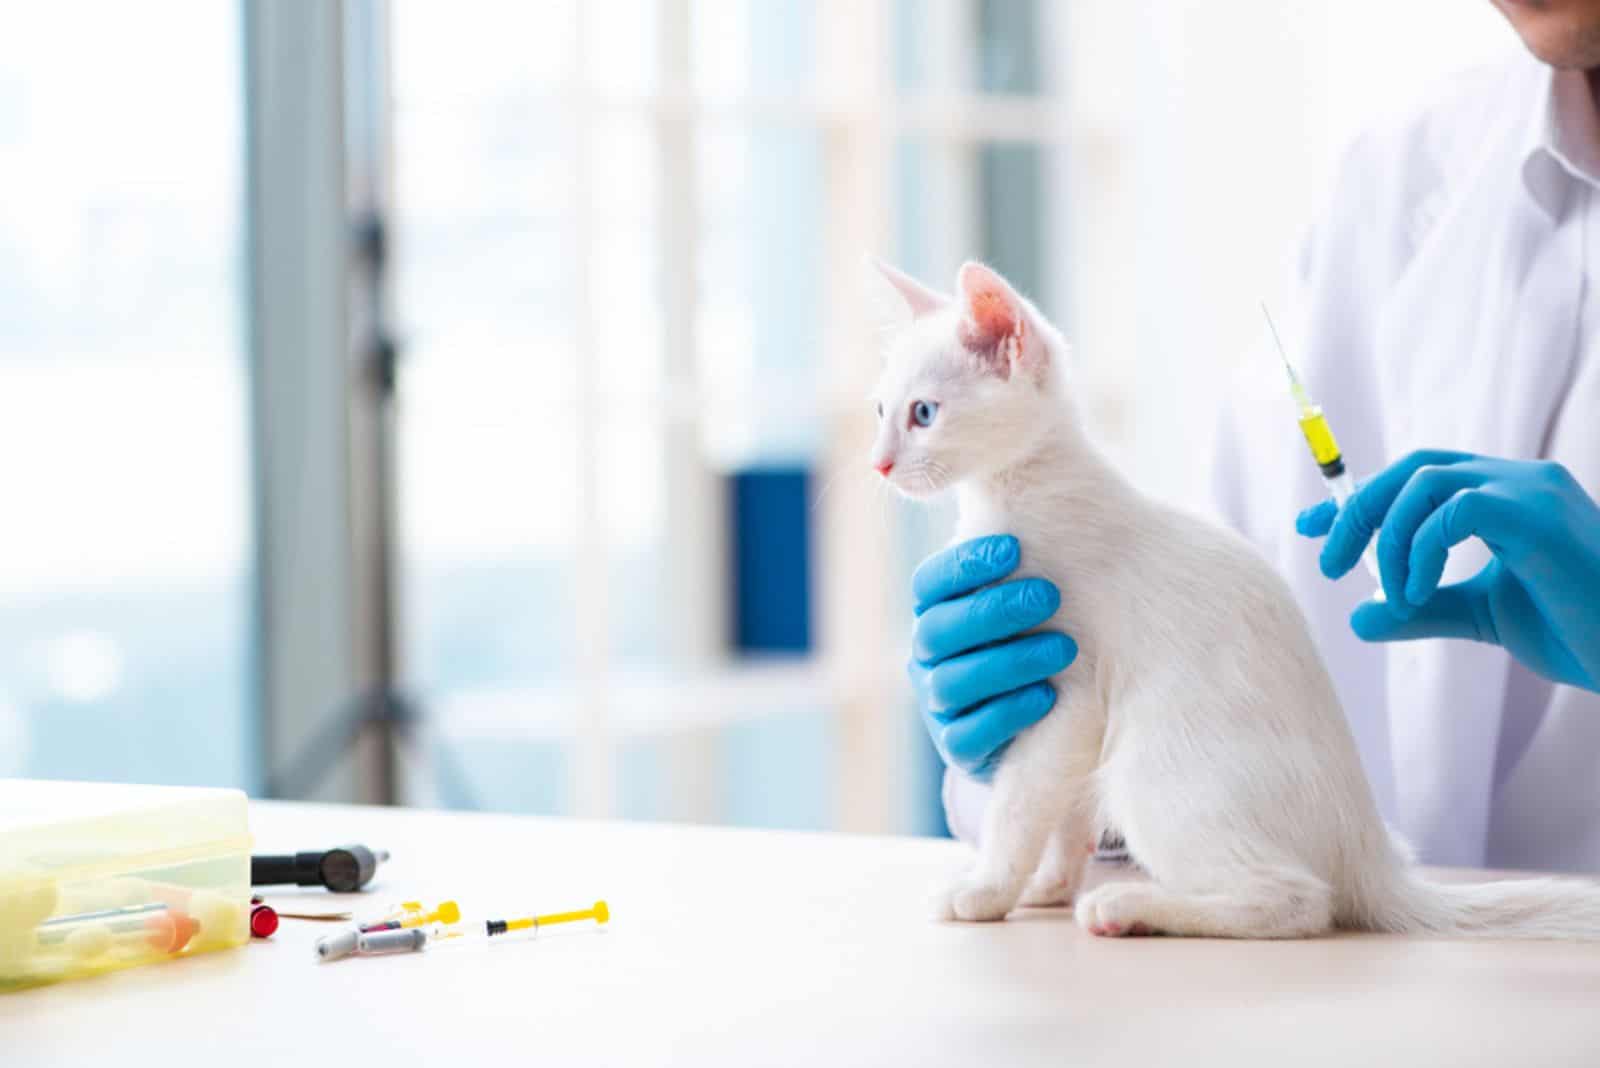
left=871, top=260, right=1600, bottom=939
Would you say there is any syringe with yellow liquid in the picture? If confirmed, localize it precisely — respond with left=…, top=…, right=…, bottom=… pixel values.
left=1261, top=304, right=1384, bottom=588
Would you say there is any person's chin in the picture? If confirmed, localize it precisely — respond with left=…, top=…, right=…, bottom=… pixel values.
left=1492, top=0, right=1600, bottom=69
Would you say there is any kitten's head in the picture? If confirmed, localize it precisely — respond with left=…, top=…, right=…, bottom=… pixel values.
left=868, top=259, right=1064, bottom=498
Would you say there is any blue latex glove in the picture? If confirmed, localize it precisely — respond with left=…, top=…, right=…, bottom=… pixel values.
left=908, top=535, right=1078, bottom=781
left=1296, top=449, right=1600, bottom=693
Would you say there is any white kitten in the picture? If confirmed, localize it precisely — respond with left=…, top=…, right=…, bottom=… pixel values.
left=870, top=258, right=1600, bottom=938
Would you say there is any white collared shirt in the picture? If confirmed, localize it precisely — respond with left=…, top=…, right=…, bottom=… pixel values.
left=946, top=50, right=1600, bottom=872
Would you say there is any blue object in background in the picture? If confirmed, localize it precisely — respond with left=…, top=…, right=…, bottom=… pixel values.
left=729, top=469, right=812, bottom=653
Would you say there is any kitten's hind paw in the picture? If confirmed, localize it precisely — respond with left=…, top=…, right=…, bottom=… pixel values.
left=932, top=874, right=1019, bottom=923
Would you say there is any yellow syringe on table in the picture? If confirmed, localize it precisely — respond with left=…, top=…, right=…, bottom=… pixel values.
left=1261, top=304, right=1384, bottom=588
left=484, top=900, right=609, bottom=939
left=316, top=899, right=609, bottom=961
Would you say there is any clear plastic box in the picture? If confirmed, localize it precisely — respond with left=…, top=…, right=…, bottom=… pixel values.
left=0, top=779, right=252, bottom=992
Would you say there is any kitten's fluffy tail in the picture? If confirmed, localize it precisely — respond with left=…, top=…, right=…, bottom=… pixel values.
left=1357, top=865, right=1600, bottom=940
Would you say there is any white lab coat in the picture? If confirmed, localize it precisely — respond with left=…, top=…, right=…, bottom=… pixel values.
left=946, top=49, right=1600, bottom=872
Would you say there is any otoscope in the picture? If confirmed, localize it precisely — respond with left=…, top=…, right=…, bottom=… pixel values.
left=251, top=844, right=390, bottom=893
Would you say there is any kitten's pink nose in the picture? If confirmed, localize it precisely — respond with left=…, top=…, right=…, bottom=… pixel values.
left=875, top=459, right=894, bottom=477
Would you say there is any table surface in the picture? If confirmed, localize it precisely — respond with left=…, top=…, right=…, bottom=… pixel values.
left=6, top=802, right=1600, bottom=1067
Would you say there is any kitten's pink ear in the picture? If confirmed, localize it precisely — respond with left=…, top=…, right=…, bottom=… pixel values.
left=870, top=257, right=949, bottom=320
left=956, top=261, right=1042, bottom=379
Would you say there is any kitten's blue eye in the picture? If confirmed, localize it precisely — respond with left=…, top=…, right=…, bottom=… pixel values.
left=911, top=400, right=939, bottom=427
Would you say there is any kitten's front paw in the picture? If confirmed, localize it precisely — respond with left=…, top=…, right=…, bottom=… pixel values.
left=1074, top=882, right=1161, bottom=937
left=932, top=874, right=1018, bottom=923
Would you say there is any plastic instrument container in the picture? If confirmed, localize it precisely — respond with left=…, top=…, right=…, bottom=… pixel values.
left=1, top=780, right=253, bottom=992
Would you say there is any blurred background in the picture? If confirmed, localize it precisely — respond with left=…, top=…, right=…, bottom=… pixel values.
left=0, top=1, right=1509, bottom=834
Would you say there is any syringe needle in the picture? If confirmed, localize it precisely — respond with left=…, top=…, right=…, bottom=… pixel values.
left=1262, top=301, right=1385, bottom=592
left=1261, top=303, right=1311, bottom=406
left=1260, top=303, right=1289, bottom=366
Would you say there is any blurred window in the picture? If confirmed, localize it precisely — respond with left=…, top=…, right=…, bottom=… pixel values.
left=0, top=3, right=253, bottom=786
left=0, top=0, right=1507, bottom=830
left=388, top=0, right=1061, bottom=832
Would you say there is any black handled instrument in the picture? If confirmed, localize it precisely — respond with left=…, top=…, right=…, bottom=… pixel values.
left=251, top=844, right=390, bottom=892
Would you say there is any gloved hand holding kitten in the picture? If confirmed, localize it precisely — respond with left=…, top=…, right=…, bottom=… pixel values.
left=909, top=534, right=1076, bottom=782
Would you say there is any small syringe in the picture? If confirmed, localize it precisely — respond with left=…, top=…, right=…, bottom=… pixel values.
left=315, top=899, right=608, bottom=962
left=484, top=900, right=609, bottom=939
left=314, top=899, right=459, bottom=962
left=1261, top=304, right=1383, bottom=588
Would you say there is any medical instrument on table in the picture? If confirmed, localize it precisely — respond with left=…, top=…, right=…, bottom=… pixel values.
left=251, top=844, right=390, bottom=893
left=37, top=902, right=167, bottom=930
left=355, top=899, right=430, bottom=930
left=313, top=928, right=362, bottom=962
left=363, top=900, right=426, bottom=925
left=355, top=927, right=431, bottom=956
left=14, top=887, right=235, bottom=978
left=358, top=899, right=459, bottom=932
left=35, top=903, right=201, bottom=957
left=1261, top=304, right=1384, bottom=587
left=315, top=900, right=459, bottom=961
left=250, top=894, right=350, bottom=922
left=249, top=902, right=279, bottom=939
left=483, top=900, right=609, bottom=938
left=277, top=908, right=351, bottom=921
left=362, top=899, right=611, bottom=957
left=316, top=899, right=610, bottom=962
left=2, top=781, right=250, bottom=992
